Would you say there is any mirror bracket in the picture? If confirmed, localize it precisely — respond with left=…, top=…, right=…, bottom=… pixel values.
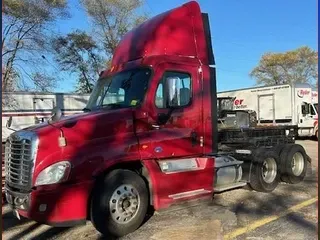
left=6, top=116, right=17, bottom=132
left=156, top=107, right=175, bottom=126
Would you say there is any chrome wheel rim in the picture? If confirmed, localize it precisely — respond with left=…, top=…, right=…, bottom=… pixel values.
left=291, top=152, right=304, bottom=176
left=109, top=184, right=140, bottom=224
left=261, top=157, right=277, bottom=183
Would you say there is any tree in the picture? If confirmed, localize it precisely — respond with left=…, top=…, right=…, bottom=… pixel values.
left=2, top=66, right=19, bottom=108
left=32, top=72, right=57, bottom=92
left=2, top=0, right=69, bottom=92
left=52, top=30, right=104, bottom=93
left=250, top=46, right=318, bottom=86
left=80, top=0, right=148, bottom=58
left=2, top=66, right=19, bottom=92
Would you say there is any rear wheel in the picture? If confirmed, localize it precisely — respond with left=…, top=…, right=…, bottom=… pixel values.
left=273, top=144, right=287, bottom=156
left=280, top=144, right=307, bottom=184
left=249, top=150, right=280, bottom=192
left=90, top=169, right=149, bottom=238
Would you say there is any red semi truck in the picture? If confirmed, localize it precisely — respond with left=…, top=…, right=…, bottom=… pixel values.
left=4, top=1, right=310, bottom=238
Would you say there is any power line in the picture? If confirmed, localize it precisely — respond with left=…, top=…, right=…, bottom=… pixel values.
left=144, top=0, right=155, bottom=15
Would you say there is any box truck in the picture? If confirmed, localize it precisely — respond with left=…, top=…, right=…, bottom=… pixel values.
left=3, top=1, right=310, bottom=238
left=2, top=92, right=90, bottom=142
left=218, top=84, right=318, bottom=138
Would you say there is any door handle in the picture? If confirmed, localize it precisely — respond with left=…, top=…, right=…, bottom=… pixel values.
left=151, top=124, right=160, bottom=130
left=191, top=132, right=197, bottom=146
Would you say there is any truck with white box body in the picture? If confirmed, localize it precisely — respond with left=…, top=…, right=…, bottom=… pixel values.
left=217, top=83, right=318, bottom=138
left=2, top=92, right=90, bottom=142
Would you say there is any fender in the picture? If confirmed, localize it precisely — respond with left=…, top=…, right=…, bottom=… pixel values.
left=91, top=159, right=155, bottom=207
left=314, top=120, right=318, bottom=134
left=142, top=158, right=214, bottom=210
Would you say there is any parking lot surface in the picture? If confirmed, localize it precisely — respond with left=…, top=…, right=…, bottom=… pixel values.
left=2, top=140, right=318, bottom=240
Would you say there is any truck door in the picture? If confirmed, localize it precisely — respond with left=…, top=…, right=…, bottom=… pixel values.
left=136, top=62, right=203, bottom=159
left=298, top=102, right=317, bottom=133
left=33, top=98, right=55, bottom=124
left=258, top=94, right=275, bottom=124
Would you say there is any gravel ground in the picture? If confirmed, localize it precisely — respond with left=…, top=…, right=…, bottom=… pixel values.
left=2, top=140, right=318, bottom=240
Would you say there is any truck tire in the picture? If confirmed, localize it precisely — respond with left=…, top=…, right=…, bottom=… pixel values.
left=273, top=144, right=288, bottom=156
left=249, top=150, right=280, bottom=192
left=279, top=144, right=307, bottom=184
left=90, top=169, right=149, bottom=237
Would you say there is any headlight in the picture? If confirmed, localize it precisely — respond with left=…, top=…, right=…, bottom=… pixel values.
left=35, top=161, right=71, bottom=186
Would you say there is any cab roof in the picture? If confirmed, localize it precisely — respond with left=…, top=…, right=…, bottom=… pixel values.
left=110, top=1, right=213, bottom=68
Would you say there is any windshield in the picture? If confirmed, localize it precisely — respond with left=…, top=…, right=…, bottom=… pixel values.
left=86, top=68, right=151, bottom=110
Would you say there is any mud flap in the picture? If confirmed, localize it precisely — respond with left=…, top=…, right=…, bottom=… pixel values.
left=306, top=154, right=312, bottom=163
left=13, top=209, right=20, bottom=220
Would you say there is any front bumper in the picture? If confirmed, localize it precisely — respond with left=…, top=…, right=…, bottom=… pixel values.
left=4, top=180, right=94, bottom=226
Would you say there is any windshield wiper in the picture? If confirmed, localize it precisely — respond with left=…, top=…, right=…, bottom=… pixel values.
left=99, top=103, right=126, bottom=109
left=83, top=107, right=91, bottom=112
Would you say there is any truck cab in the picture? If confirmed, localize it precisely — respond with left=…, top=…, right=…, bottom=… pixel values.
left=3, top=1, right=310, bottom=238
left=298, top=88, right=318, bottom=138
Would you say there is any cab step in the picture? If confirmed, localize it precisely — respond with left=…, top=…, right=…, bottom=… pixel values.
left=214, top=181, right=247, bottom=193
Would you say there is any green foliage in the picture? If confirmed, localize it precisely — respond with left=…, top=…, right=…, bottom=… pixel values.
left=32, top=72, right=57, bottom=92
left=51, top=0, right=149, bottom=93
left=2, top=67, right=19, bottom=92
left=250, top=46, right=318, bottom=86
left=80, top=0, right=148, bottom=56
left=3, top=0, right=68, bottom=22
left=2, top=0, right=69, bottom=92
left=3, top=0, right=149, bottom=93
left=52, top=30, right=104, bottom=93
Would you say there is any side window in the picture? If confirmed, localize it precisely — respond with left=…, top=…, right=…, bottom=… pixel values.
left=301, top=102, right=309, bottom=115
left=310, top=104, right=316, bottom=115
left=155, top=71, right=191, bottom=108
left=155, top=83, right=164, bottom=108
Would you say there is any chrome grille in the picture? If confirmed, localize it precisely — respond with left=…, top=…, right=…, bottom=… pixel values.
left=4, top=131, right=38, bottom=191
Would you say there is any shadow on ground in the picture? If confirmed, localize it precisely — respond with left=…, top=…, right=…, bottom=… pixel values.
left=3, top=211, right=30, bottom=231
left=2, top=210, right=72, bottom=240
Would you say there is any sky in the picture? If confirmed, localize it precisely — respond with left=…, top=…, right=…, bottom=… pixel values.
left=52, top=0, right=317, bottom=92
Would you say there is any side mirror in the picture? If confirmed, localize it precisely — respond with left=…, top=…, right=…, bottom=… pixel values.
left=166, top=77, right=180, bottom=107
left=6, top=116, right=17, bottom=132
left=6, top=116, right=12, bottom=128
left=48, top=107, right=62, bottom=123
left=157, top=113, right=170, bottom=125
left=301, top=104, right=309, bottom=115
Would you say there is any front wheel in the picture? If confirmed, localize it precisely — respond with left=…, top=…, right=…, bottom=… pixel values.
left=90, top=169, right=149, bottom=237
left=249, top=150, right=280, bottom=192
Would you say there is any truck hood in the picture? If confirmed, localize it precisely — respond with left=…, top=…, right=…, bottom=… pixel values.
left=24, top=110, right=99, bottom=132
left=28, top=108, right=135, bottom=155
left=28, top=107, right=137, bottom=185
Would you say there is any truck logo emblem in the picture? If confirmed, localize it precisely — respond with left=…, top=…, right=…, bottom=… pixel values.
left=297, top=89, right=310, bottom=98
left=234, top=99, right=244, bottom=105
left=234, top=99, right=247, bottom=109
left=154, top=147, right=163, bottom=153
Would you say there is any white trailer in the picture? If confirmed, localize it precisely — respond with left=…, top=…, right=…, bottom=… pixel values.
left=2, top=92, right=90, bottom=142
left=217, top=83, right=318, bottom=138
